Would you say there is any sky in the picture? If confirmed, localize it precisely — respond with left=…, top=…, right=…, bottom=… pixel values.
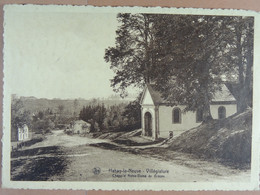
left=4, top=5, right=138, bottom=99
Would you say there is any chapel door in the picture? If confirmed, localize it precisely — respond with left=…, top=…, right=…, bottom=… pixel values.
left=144, top=112, right=152, bottom=137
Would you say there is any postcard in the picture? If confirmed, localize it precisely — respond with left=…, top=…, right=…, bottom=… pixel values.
left=2, top=4, right=260, bottom=190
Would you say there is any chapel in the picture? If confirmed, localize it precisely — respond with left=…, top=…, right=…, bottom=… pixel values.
left=139, top=84, right=237, bottom=140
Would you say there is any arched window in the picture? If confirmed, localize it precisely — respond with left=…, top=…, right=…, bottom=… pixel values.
left=218, top=106, right=226, bottom=119
left=196, top=109, right=203, bottom=123
left=172, top=107, right=181, bottom=124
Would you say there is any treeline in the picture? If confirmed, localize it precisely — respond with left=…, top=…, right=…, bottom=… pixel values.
left=11, top=94, right=141, bottom=135
left=14, top=95, right=133, bottom=116
left=79, top=97, right=141, bottom=132
left=11, top=98, right=76, bottom=135
left=31, top=109, right=55, bottom=134
left=30, top=108, right=76, bottom=134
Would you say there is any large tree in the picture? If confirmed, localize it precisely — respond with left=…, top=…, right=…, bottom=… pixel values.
left=105, top=14, right=253, bottom=120
left=151, top=15, right=236, bottom=120
left=104, top=13, right=157, bottom=97
left=152, top=15, right=253, bottom=118
left=229, top=17, right=254, bottom=112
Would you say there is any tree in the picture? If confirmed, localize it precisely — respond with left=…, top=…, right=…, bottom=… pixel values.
left=38, top=111, right=44, bottom=120
left=57, top=104, right=64, bottom=122
left=152, top=15, right=253, bottom=117
left=79, top=104, right=106, bottom=132
left=104, top=13, right=157, bottom=97
left=93, top=104, right=107, bottom=130
left=73, top=99, right=79, bottom=118
left=31, top=110, right=56, bottom=134
left=150, top=15, right=237, bottom=120
left=11, top=98, right=31, bottom=129
left=79, top=103, right=138, bottom=132
left=11, top=98, right=31, bottom=140
left=58, top=104, right=64, bottom=114
left=122, top=93, right=142, bottom=126
left=228, top=17, right=254, bottom=112
left=105, top=14, right=254, bottom=121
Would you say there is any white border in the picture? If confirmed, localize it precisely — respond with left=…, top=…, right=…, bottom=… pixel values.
left=2, top=4, right=260, bottom=190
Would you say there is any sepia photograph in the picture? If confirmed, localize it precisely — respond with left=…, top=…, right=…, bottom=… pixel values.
left=2, top=4, right=259, bottom=190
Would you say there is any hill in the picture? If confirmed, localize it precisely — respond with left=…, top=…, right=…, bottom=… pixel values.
left=168, top=108, right=252, bottom=167
left=16, top=96, right=131, bottom=115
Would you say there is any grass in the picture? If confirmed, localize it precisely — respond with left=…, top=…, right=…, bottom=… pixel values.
left=168, top=108, right=252, bottom=167
left=11, top=146, right=68, bottom=181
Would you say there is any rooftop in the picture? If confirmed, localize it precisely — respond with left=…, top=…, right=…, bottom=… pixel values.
left=141, top=83, right=236, bottom=105
left=74, top=120, right=90, bottom=125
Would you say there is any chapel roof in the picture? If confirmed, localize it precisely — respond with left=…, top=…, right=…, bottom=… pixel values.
left=211, top=84, right=236, bottom=102
left=146, top=84, right=167, bottom=105
left=141, top=83, right=236, bottom=105
left=74, top=120, right=90, bottom=125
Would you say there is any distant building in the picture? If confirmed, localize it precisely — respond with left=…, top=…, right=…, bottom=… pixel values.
left=140, top=84, right=237, bottom=140
left=11, top=124, right=30, bottom=142
left=72, top=120, right=91, bottom=134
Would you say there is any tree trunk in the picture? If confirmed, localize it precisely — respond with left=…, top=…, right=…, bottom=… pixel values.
left=200, top=59, right=213, bottom=122
left=236, top=21, right=253, bottom=113
left=143, top=14, right=151, bottom=84
left=202, top=103, right=213, bottom=122
left=234, top=23, right=244, bottom=113
left=200, top=79, right=213, bottom=122
left=202, top=90, right=213, bottom=122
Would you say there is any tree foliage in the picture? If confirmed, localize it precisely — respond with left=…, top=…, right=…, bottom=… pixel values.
left=152, top=15, right=253, bottom=117
left=11, top=98, right=31, bottom=130
left=105, top=14, right=254, bottom=120
left=122, top=93, right=142, bottom=125
left=228, top=17, right=254, bottom=112
left=104, top=13, right=157, bottom=97
left=31, top=109, right=56, bottom=134
left=79, top=104, right=106, bottom=132
left=79, top=99, right=141, bottom=132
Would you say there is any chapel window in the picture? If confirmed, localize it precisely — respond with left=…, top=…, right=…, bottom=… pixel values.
left=172, top=107, right=181, bottom=124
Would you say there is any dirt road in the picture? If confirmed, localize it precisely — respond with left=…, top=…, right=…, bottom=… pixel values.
left=11, top=130, right=250, bottom=182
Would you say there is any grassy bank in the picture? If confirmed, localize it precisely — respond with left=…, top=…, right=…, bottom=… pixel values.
left=168, top=108, right=252, bottom=167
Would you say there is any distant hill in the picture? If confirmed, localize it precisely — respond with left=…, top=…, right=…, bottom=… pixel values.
left=16, top=96, right=133, bottom=115
left=168, top=108, right=252, bottom=167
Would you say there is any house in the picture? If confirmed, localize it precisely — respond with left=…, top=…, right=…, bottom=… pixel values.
left=140, top=84, right=237, bottom=140
left=11, top=124, right=30, bottom=142
left=72, top=120, right=91, bottom=134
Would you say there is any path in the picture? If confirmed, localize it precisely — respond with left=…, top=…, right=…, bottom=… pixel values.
left=11, top=130, right=250, bottom=182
